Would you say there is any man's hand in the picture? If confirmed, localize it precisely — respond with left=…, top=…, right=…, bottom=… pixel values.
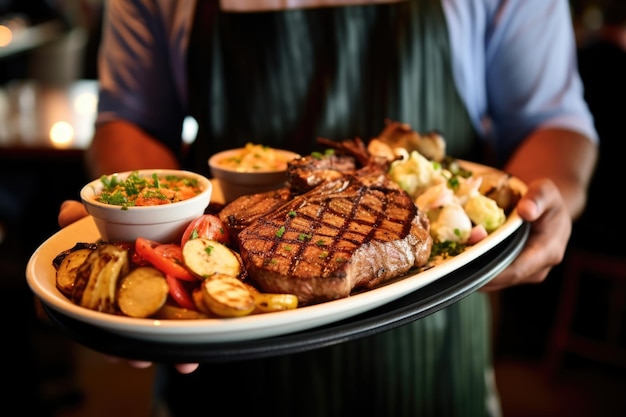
left=105, top=357, right=199, bottom=374
left=58, top=200, right=89, bottom=228
left=481, top=178, right=571, bottom=291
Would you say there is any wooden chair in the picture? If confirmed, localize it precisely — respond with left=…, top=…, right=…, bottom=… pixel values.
left=544, top=246, right=626, bottom=378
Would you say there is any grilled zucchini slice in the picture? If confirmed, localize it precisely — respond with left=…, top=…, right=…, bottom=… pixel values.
left=201, top=275, right=255, bottom=317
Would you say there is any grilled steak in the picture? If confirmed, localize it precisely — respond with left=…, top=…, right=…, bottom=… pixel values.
left=236, top=165, right=432, bottom=305
left=219, top=187, right=293, bottom=236
left=286, top=152, right=356, bottom=194
left=220, top=139, right=366, bottom=234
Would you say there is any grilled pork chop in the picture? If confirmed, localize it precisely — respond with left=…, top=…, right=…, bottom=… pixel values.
left=236, top=163, right=432, bottom=305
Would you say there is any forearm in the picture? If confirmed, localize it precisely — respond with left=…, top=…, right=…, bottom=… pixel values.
left=504, top=128, right=598, bottom=220
left=84, top=120, right=181, bottom=179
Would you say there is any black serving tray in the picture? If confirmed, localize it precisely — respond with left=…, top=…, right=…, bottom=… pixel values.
left=42, top=222, right=529, bottom=363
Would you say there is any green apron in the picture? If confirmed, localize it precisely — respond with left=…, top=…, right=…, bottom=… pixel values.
left=159, top=1, right=498, bottom=416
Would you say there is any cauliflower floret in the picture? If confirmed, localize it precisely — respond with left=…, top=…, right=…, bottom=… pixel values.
left=388, top=147, right=508, bottom=246
left=464, top=194, right=506, bottom=232
left=415, top=182, right=455, bottom=211
left=388, top=150, right=445, bottom=199
left=453, top=175, right=483, bottom=206
left=428, top=203, right=473, bottom=243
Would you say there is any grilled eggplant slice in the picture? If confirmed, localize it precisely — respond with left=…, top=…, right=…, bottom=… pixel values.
left=52, top=242, right=100, bottom=270
left=71, top=244, right=130, bottom=313
left=56, top=248, right=94, bottom=297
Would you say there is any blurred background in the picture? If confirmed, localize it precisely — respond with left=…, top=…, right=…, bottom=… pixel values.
left=1, top=1, right=624, bottom=416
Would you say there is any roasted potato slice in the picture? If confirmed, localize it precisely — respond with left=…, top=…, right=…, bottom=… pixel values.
left=182, top=238, right=241, bottom=279
left=117, top=266, right=169, bottom=318
left=477, top=172, right=522, bottom=214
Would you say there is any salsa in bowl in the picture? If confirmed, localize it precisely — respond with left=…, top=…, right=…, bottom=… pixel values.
left=81, top=169, right=212, bottom=243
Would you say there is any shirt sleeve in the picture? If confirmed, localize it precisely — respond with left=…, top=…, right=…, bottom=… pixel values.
left=96, top=0, right=190, bottom=153
left=444, top=0, right=598, bottom=162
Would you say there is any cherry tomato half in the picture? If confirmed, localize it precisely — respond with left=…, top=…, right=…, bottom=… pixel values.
left=181, top=214, right=230, bottom=247
left=135, top=238, right=196, bottom=282
left=113, top=241, right=150, bottom=267
left=165, top=274, right=196, bottom=310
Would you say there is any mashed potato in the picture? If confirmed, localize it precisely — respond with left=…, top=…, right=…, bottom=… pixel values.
left=215, top=143, right=293, bottom=172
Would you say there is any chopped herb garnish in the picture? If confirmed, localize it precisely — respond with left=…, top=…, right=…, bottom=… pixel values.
left=430, top=240, right=466, bottom=260
left=94, top=170, right=202, bottom=209
left=448, top=176, right=460, bottom=190
left=151, top=173, right=160, bottom=189
left=298, top=233, right=312, bottom=241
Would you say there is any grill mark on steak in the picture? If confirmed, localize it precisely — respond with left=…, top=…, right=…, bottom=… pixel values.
left=237, top=172, right=432, bottom=305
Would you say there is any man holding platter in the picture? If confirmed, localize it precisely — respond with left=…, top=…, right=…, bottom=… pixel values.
left=58, top=1, right=598, bottom=416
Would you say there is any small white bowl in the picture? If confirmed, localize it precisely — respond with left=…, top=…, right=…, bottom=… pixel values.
left=208, top=146, right=300, bottom=202
left=80, top=169, right=212, bottom=243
